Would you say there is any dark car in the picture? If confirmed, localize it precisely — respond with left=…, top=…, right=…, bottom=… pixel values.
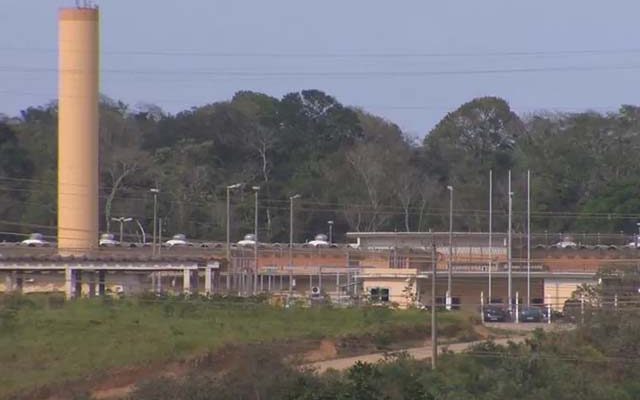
left=519, top=307, right=544, bottom=322
left=483, top=305, right=509, bottom=322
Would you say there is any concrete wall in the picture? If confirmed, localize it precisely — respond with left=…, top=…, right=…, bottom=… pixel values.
left=544, top=277, right=595, bottom=310
left=417, top=277, right=545, bottom=311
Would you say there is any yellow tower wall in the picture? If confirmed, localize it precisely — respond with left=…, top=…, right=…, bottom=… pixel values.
left=58, top=8, right=100, bottom=254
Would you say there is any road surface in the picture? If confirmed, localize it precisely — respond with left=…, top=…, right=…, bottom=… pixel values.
left=306, top=336, right=525, bottom=372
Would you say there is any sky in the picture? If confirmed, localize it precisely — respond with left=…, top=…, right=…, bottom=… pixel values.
left=1, top=0, right=640, bottom=137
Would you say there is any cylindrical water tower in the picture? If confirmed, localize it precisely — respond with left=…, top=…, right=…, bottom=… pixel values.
left=58, top=7, right=99, bottom=254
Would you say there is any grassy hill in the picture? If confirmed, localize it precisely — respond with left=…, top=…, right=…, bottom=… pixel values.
left=0, top=294, right=476, bottom=397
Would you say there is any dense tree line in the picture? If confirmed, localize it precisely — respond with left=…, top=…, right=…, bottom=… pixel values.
left=1, top=91, right=640, bottom=243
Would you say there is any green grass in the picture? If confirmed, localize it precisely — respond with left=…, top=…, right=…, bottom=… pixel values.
left=0, top=294, right=473, bottom=396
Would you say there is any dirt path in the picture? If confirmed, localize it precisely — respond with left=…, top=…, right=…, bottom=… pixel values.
left=88, top=323, right=562, bottom=399
left=306, top=336, right=526, bottom=372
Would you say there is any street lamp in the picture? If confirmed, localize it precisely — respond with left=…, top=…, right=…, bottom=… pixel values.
left=111, top=217, right=133, bottom=242
left=328, top=220, right=334, bottom=244
left=252, top=186, right=260, bottom=295
left=226, top=183, right=243, bottom=291
left=507, top=169, right=514, bottom=313
left=446, top=185, right=453, bottom=310
left=150, top=188, right=159, bottom=256
left=135, top=219, right=146, bottom=244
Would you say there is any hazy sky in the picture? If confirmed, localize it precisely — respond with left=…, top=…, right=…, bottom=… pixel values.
left=2, top=0, right=640, bottom=136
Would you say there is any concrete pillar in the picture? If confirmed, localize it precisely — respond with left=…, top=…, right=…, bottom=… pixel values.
left=75, top=270, right=83, bottom=298
left=4, top=271, right=20, bottom=293
left=4, top=273, right=13, bottom=293
left=183, top=269, right=191, bottom=295
left=289, top=269, right=293, bottom=293
left=65, top=267, right=75, bottom=300
left=155, top=272, right=162, bottom=293
left=98, top=270, right=106, bottom=296
left=204, top=267, right=212, bottom=295
left=88, top=271, right=96, bottom=297
left=13, top=272, right=23, bottom=293
left=58, top=8, right=100, bottom=255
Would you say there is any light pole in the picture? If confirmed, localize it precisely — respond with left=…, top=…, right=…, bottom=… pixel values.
left=253, top=186, right=260, bottom=295
left=431, top=238, right=437, bottom=370
left=328, top=220, right=334, bottom=244
left=289, top=194, right=301, bottom=269
left=447, top=185, right=453, bottom=310
left=135, top=219, right=146, bottom=244
left=226, top=183, right=243, bottom=291
left=111, top=217, right=132, bottom=242
left=150, top=188, right=159, bottom=256
left=488, top=170, right=493, bottom=303
left=527, top=169, right=531, bottom=307
left=507, top=170, right=513, bottom=313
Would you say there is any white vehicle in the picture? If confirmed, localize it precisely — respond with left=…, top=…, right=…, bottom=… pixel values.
left=308, top=234, right=330, bottom=247
left=165, top=233, right=189, bottom=247
left=626, top=238, right=640, bottom=248
left=553, top=237, right=577, bottom=248
left=237, top=234, right=256, bottom=247
left=99, top=233, right=119, bottom=247
left=21, top=233, right=49, bottom=247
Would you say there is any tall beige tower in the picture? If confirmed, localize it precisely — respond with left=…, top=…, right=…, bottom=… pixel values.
left=58, top=7, right=99, bottom=254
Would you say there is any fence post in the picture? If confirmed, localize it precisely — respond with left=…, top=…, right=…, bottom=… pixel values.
left=515, top=291, right=519, bottom=323
left=480, top=291, right=485, bottom=323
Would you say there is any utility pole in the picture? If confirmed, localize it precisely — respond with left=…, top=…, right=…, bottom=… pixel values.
left=508, top=170, right=513, bottom=313
left=150, top=188, right=159, bottom=256
left=328, top=220, right=334, bottom=244
left=253, top=186, right=260, bottom=295
left=488, top=170, right=493, bottom=303
left=289, top=194, right=301, bottom=294
left=431, top=238, right=438, bottom=370
left=527, top=169, right=531, bottom=307
left=158, top=218, right=162, bottom=257
left=446, top=185, right=453, bottom=310
left=226, top=183, right=242, bottom=292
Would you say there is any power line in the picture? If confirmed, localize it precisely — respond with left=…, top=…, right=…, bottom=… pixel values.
left=3, top=64, right=640, bottom=79
left=5, top=46, right=640, bottom=59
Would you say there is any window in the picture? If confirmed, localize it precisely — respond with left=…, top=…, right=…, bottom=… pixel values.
left=370, top=287, right=390, bottom=302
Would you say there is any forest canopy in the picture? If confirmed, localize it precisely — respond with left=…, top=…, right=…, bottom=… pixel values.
left=2, top=91, right=639, bottom=243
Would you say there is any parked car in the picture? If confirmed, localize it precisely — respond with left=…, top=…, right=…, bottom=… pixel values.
left=626, top=237, right=640, bottom=248
left=562, top=298, right=584, bottom=322
left=237, top=234, right=256, bottom=247
left=519, top=306, right=544, bottom=322
left=483, top=305, right=509, bottom=322
left=99, top=233, right=119, bottom=247
left=553, top=237, right=577, bottom=249
left=165, top=233, right=189, bottom=247
left=308, top=234, right=330, bottom=247
left=21, top=233, right=49, bottom=247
